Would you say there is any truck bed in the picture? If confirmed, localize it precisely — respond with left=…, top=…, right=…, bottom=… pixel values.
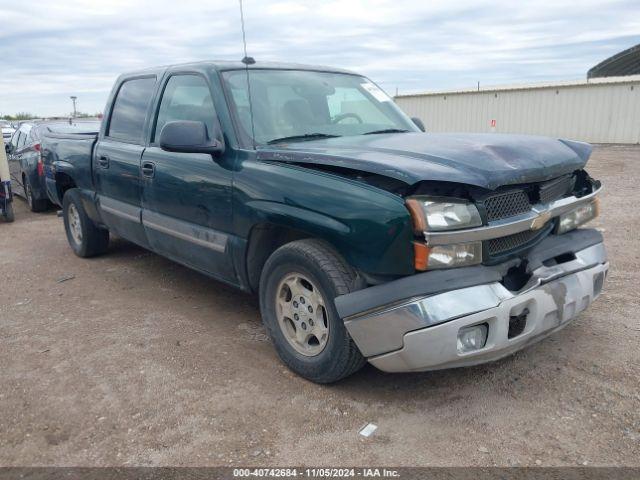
left=42, top=132, right=98, bottom=206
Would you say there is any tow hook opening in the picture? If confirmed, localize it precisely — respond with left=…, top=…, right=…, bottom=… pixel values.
left=508, top=308, right=529, bottom=339
left=543, top=252, right=577, bottom=267
left=502, top=261, right=531, bottom=291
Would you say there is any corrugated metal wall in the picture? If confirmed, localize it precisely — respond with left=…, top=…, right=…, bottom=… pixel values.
left=395, top=76, right=640, bottom=144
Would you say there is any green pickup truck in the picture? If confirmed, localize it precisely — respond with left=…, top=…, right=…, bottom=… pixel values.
left=42, top=61, right=607, bottom=383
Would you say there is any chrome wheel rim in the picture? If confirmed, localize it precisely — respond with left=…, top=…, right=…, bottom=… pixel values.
left=275, top=273, right=329, bottom=356
left=68, top=204, right=83, bottom=244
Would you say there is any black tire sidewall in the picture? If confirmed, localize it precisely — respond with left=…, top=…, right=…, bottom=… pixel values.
left=260, top=247, right=356, bottom=382
left=25, top=178, right=33, bottom=210
left=25, top=176, right=47, bottom=212
left=3, top=203, right=15, bottom=222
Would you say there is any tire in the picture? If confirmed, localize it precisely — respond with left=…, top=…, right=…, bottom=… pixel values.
left=259, top=239, right=366, bottom=383
left=63, top=189, right=109, bottom=257
left=24, top=176, right=48, bottom=212
left=2, top=202, right=14, bottom=222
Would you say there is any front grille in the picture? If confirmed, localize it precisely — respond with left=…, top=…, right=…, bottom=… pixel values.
left=486, top=227, right=548, bottom=256
left=483, top=190, right=531, bottom=222
left=539, top=175, right=573, bottom=204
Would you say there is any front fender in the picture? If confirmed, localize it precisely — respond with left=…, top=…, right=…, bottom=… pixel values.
left=233, top=159, right=415, bottom=277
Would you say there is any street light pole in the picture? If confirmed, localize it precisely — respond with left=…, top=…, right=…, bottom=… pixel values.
left=70, top=96, right=77, bottom=118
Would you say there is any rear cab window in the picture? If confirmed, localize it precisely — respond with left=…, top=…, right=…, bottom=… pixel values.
left=107, top=77, right=156, bottom=143
left=43, top=122, right=101, bottom=135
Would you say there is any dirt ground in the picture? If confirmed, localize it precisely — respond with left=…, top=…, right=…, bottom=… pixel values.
left=1, top=145, right=639, bottom=467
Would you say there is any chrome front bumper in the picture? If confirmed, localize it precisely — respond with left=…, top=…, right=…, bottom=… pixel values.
left=341, top=240, right=608, bottom=373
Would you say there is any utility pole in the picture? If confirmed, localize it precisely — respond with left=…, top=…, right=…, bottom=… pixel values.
left=70, top=96, right=77, bottom=118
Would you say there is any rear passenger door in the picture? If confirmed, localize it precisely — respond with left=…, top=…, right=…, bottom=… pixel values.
left=140, top=73, right=235, bottom=282
left=94, top=76, right=156, bottom=247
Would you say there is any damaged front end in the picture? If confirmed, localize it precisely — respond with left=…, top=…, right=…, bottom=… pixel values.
left=335, top=170, right=607, bottom=372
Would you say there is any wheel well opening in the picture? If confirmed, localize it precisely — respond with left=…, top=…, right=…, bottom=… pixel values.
left=55, top=173, right=76, bottom=203
left=245, top=224, right=310, bottom=292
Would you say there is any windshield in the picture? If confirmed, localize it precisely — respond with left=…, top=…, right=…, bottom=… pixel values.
left=221, top=69, right=417, bottom=146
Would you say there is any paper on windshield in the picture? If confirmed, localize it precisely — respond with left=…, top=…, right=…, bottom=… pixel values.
left=360, top=82, right=392, bottom=102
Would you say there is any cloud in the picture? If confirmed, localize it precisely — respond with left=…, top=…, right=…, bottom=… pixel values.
left=0, top=0, right=638, bottom=116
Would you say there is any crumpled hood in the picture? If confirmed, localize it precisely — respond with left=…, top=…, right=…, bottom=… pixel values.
left=257, top=132, right=592, bottom=190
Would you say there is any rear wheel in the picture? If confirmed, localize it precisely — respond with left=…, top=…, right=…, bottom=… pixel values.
left=259, top=239, right=366, bottom=383
left=2, top=202, right=14, bottom=222
left=24, top=176, right=48, bottom=212
left=63, top=189, right=109, bottom=257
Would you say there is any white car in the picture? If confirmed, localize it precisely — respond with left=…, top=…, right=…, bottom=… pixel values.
left=2, top=126, right=15, bottom=149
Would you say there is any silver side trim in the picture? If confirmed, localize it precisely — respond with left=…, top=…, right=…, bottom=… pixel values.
left=142, top=210, right=227, bottom=253
left=425, top=186, right=602, bottom=245
left=98, top=196, right=141, bottom=223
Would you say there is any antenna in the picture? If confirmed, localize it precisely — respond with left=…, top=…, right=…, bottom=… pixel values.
left=239, top=0, right=257, bottom=149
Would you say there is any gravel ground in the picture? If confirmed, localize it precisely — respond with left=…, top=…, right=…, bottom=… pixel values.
left=0, top=145, right=639, bottom=467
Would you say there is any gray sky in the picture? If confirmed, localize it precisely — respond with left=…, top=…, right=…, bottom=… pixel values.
left=1, top=0, right=639, bottom=117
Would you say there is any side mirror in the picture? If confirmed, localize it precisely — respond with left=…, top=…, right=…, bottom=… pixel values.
left=412, top=117, right=426, bottom=132
left=159, top=120, right=224, bottom=155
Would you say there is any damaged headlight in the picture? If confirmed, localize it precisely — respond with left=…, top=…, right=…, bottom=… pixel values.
left=405, top=197, right=482, bottom=233
left=556, top=197, right=600, bottom=234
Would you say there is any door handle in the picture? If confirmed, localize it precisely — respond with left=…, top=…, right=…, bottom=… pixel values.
left=141, top=161, right=155, bottom=178
left=98, top=155, right=110, bottom=168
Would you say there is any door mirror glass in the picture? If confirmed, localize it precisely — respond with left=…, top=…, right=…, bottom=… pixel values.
left=159, top=120, right=224, bottom=155
left=412, top=117, right=426, bottom=132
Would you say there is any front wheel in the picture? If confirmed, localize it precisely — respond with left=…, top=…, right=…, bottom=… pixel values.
left=63, top=189, right=109, bottom=257
left=259, top=239, right=366, bottom=383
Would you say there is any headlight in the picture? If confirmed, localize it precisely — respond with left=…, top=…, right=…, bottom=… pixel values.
left=414, top=241, right=483, bottom=270
left=406, top=197, right=482, bottom=233
left=557, top=198, right=599, bottom=234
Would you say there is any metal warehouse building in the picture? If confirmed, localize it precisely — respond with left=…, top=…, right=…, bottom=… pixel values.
left=395, top=45, right=640, bottom=144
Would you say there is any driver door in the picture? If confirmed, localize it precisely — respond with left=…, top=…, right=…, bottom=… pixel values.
left=140, top=73, right=235, bottom=282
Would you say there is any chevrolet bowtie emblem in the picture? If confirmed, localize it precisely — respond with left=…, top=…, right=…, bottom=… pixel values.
left=530, top=211, right=551, bottom=230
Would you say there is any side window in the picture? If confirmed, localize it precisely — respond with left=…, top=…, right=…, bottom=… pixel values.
left=16, top=131, right=26, bottom=149
left=153, top=75, right=215, bottom=142
left=26, top=128, right=37, bottom=145
left=107, top=77, right=156, bottom=143
left=11, top=132, right=21, bottom=148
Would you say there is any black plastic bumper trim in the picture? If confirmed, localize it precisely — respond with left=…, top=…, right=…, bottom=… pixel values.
left=335, top=228, right=603, bottom=319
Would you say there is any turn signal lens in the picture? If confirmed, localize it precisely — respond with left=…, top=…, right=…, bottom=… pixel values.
left=413, top=242, right=430, bottom=271
left=406, top=199, right=427, bottom=234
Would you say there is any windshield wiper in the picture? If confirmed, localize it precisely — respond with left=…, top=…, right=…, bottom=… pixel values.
left=267, top=133, right=341, bottom=145
left=363, top=128, right=409, bottom=135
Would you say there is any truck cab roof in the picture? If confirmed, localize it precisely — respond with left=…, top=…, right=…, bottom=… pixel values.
left=117, top=60, right=358, bottom=81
